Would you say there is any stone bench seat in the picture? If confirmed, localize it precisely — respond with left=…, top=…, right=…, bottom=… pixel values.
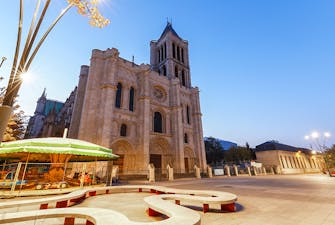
left=0, top=185, right=238, bottom=225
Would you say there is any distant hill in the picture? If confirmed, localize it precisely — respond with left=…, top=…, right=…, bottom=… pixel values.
left=204, top=137, right=238, bottom=150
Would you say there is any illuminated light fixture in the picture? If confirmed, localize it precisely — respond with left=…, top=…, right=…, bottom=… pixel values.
left=311, top=132, right=319, bottom=139
left=324, top=132, right=331, bottom=138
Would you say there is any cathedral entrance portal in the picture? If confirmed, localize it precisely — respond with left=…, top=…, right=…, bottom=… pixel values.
left=111, top=140, right=135, bottom=174
left=184, top=147, right=195, bottom=174
left=150, top=137, right=170, bottom=174
left=184, top=158, right=189, bottom=173
left=150, top=154, right=162, bottom=169
left=114, top=155, right=124, bottom=173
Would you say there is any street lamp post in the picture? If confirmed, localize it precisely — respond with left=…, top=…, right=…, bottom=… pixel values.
left=304, top=131, right=331, bottom=175
left=0, top=0, right=110, bottom=143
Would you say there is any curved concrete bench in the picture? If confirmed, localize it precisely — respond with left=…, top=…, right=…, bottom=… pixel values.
left=0, top=185, right=238, bottom=225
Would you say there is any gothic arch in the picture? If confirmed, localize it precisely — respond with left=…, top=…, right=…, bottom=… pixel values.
left=149, top=137, right=169, bottom=155
left=115, top=121, right=132, bottom=137
left=184, top=147, right=195, bottom=173
left=129, top=86, right=135, bottom=111
left=115, top=82, right=123, bottom=108
left=111, top=139, right=134, bottom=154
left=151, top=107, right=167, bottom=133
left=120, top=124, right=127, bottom=137
left=111, top=139, right=135, bottom=174
left=149, top=137, right=172, bottom=169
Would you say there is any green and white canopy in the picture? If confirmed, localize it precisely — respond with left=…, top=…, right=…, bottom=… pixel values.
left=0, top=137, right=118, bottom=159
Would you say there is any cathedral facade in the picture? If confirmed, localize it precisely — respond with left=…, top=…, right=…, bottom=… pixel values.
left=69, top=23, right=207, bottom=174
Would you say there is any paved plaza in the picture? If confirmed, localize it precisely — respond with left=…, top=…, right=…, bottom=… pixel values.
left=156, top=174, right=335, bottom=225
left=1, top=174, right=335, bottom=225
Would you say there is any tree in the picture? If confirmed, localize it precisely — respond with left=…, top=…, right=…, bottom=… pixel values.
left=1, top=82, right=26, bottom=142
left=224, top=145, right=256, bottom=164
left=324, top=145, right=335, bottom=172
left=204, top=137, right=224, bottom=165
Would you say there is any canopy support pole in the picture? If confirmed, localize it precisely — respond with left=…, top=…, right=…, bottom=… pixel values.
left=62, top=161, right=68, bottom=186
left=92, top=157, right=97, bottom=185
left=80, top=163, right=86, bottom=188
left=19, top=153, right=30, bottom=194
left=11, top=162, right=22, bottom=193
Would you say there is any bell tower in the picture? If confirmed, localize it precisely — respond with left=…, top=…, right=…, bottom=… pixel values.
left=150, top=22, right=191, bottom=88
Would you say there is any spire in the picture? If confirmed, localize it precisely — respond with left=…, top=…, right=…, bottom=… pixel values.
left=159, top=21, right=181, bottom=40
left=35, top=88, right=47, bottom=114
left=41, top=88, right=46, bottom=98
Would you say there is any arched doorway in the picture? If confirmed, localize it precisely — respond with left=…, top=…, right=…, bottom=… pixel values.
left=184, top=147, right=195, bottom=173
left=149, top=137, right=171, bottom=173
left=111, top=139, right=135, bottom=174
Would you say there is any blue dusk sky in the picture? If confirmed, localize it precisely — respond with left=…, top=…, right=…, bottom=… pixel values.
left=0, top=0, right=334, bottom=148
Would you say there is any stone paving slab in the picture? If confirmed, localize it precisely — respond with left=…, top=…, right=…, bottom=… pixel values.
left=1, top=174, right=335, bottom=225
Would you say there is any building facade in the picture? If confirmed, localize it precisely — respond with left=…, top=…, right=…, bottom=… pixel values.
left=68, top=23, right=207, bottom=175
left=255, top=141, right=324, bottom=174
left=25, top=88, right=76, bottom=139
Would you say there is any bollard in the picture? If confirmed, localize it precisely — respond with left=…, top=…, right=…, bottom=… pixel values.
left=148, top=164, right=155, bottom=182
left=247, top=166, right=252, bottom=176
left=167, top=165, right=174, bottom=181
left=271, top=167, right=275, bottom=175
left=254, top=167, right=258, bottom=176
left=207, top=165, right=213, bottom=178
left=194, top=165, right=201, bottom=178
left=263, top=167, right=267, bottom=175
left=225, top=166, right=231, bottom=177
left=234, top=165, right=239, bottom=176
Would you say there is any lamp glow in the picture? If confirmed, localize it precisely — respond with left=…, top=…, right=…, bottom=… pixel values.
left=311, top=132, right=319, bottom=139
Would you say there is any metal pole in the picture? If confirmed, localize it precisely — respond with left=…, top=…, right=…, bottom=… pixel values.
left=93, top=157, right=97, bottom=185
left=62, top=161, right=67, bottom=183
left=19, top=153, right=30, bottom=193
left=11, top=162, right=22, bottom=193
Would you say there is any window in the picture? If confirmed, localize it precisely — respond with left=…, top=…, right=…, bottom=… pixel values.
left=162, top=65, right=167, bottom=76
left=186, top=105, right=191, bottom=124
left=154, top=112, right=163, bottom=133
left=175, top=66, right=178, bottom=77
left=177, top=46, right=180, bottom=61
left=164, top=42, right=167, bottom=59
left=181, top=70, right=186, bottom=86
left=120, top=124, right=127, bottom=136
left=181, top=48, right=184, bottom=63
left=129, top=87, right=134, bottom=111
left=172, top=43, right=176, bottom=58
left=115, top=83, right=122, bottom=108
left=184, top=133, right=188, bottom=143
left=157, top=50, right=160, bottom=63
left=181, top=106, right=184, bottom=123
left=161, top=46, right=163, bottom=61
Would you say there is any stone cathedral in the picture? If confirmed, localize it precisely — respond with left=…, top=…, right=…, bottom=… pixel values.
left=68, top=23, right=207, bottom=175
